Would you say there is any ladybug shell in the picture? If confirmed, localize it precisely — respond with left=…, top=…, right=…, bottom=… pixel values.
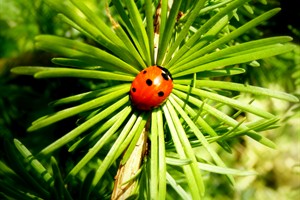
left=130, top=66, right=173, bottom=111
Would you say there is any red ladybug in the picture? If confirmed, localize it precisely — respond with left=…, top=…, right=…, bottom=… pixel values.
left=130, top=65, right=173, bottom=110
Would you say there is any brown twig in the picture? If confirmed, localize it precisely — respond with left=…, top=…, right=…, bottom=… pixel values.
left=111, top=123, right=149, bottom=200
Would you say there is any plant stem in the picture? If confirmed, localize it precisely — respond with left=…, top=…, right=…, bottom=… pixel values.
left=111, top=124, right=148, bottom=199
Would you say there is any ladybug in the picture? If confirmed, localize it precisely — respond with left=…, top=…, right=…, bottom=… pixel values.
left=130, top=65, right=173, bottom=110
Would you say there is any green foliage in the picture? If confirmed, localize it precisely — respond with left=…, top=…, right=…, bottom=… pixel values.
left=1, top=0, right=299, bottom=199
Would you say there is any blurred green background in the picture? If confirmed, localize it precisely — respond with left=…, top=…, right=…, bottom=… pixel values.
left=0, top=0, right=299, bottom=199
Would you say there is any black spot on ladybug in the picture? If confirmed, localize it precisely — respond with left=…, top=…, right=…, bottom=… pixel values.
left=157, top=65, right=173, bottom=80
left=158, top=91, right=164, bottom=97
left=161, top=72, right=170, bottom=81
left=146, top=79, right=152, bottom=86
left=132, top=88, right=136, bottom=92
left=143, top=70, right=147, bottom=74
